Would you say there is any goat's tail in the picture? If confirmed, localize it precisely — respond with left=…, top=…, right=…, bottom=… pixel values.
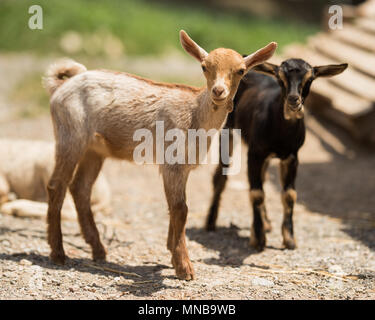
left=43, top=59, right=87, bottom=95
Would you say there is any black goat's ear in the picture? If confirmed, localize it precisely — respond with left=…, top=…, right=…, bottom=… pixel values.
left=313, top=63, right=348, bottom=78
left=252, top=62, right=279, bottom=78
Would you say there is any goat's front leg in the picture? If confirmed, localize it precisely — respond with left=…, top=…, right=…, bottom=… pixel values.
left=261, top=157, right=272, bottom=232
left=206, top=128, right=234, bottom=231
left=162, top=167, right=194, bottom=280
left=279, top=154, right=298, bottom=249
left=248, top=152, right=267, bottom=251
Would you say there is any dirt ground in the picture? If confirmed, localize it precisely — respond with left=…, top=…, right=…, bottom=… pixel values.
left=0, top=54, right=374, bottom=300
left=0, top=112, right=374, bottom=300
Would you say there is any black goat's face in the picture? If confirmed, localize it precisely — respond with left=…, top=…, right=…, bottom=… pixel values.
left=277, top=59, right=313, bottom=119
left=278, top=59, right=313, bottom=120
left=253, top=58, right=348, bottom=120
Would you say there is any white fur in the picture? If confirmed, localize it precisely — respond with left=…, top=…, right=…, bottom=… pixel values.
left=0, top=139, right=111, bottom=220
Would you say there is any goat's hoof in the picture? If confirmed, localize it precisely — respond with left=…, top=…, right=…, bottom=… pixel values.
left=174, top=259, right=195, bottom=281
left=250, top=235, right=266, bottom=252
left=283, top=238, right=296, bottom=250
left=171, top=256, right=176, bottom=269
left=93, top=246, right=107, bottom=262
left=175, top=266, right=195, bottom=281
left=50, top=251, right=66, bottom=265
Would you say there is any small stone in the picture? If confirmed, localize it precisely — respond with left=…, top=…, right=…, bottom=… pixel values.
left=51, top=279, right=60, bottom=286
left=251, top=277, right=274, bottom=287
left=328, top=265, right=346, bottom=276
left=30, top=265, right=42, bottom=272
left=70, top=285, right=80, bottom=292
left=343, top=251, right=358, bottom=258
left=114, top=277, right=121, bottom=282
left=19, top=259, right=32, bottom=266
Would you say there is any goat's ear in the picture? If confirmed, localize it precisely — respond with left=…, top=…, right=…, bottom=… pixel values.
left=244, top=42, right=277, bottom=70
left=180, top=30, right=208, bottom=62
left=252, top=62, right=279, bottom=77
left=313, top=63, right=348, bottom=78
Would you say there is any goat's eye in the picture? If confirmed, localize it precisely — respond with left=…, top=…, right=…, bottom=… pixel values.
left=237, top=69, right=245, bottom=75
left=201, top=65, right=207, bottom=72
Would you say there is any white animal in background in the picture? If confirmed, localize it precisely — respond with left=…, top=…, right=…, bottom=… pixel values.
left=0, top=139, right=111, bottom=220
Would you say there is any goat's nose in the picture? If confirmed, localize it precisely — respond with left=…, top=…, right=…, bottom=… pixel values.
left=288, top=95, right=299, bottom=105
left=212, top=86, right=225, bottom=97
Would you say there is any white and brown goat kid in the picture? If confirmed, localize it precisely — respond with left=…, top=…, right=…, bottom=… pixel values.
left=206, top=58, right=348, bottom=251
left=43, top=30, right=277, bottom=280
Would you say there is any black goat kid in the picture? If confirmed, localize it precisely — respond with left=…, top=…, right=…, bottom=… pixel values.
left=206, top=58, right=347, bottom=251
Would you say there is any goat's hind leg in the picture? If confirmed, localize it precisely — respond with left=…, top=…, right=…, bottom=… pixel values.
left=206, top=163, right=228, bottom=231
left=69, top=150, right=106, bottom=261
left=47, top=148, right=81, bottom=265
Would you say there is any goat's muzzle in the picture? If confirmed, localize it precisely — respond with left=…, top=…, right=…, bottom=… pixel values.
left=287, top=95, right=302, bottom=112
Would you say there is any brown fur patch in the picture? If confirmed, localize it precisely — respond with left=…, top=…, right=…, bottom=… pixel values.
left=282, top=227, right=296, bottom=249
left=281, top=189, right=297, bottom=210
left=204, top=48, right=244, bottom=70
left=90, top=132, right=112, bottom=157
left=302, top=69, right=313, bottom=87
left=250, top=189, right=265, bottom=205
left=281, top=189, right=297, bottom=249
left=279, top=155, right=294, bottom=186
left=99, top=69, right=204, bottom=94
left=278, top=69, right=288, bottom=88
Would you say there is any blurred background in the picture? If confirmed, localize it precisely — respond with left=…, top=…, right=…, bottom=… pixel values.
left=0, top=0, right=359, bottom=118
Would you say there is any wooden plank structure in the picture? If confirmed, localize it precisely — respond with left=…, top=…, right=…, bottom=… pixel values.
left=281, top=0, right=375, bottom=146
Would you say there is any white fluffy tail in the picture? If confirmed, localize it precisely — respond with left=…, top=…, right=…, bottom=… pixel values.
left=43, top=58, right=87, bottom=95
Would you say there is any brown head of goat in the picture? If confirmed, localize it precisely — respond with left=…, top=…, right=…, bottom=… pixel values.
left=44, top=30, right=277, bottom=280
left=180, top=30, right=277, bottom=112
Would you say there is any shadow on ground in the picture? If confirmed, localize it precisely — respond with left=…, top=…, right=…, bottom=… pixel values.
left=187, top=224, right=284, bottom=266
left=0, top=224, right=178, bottom=297
left=0, top=251, right=177, bottom=296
